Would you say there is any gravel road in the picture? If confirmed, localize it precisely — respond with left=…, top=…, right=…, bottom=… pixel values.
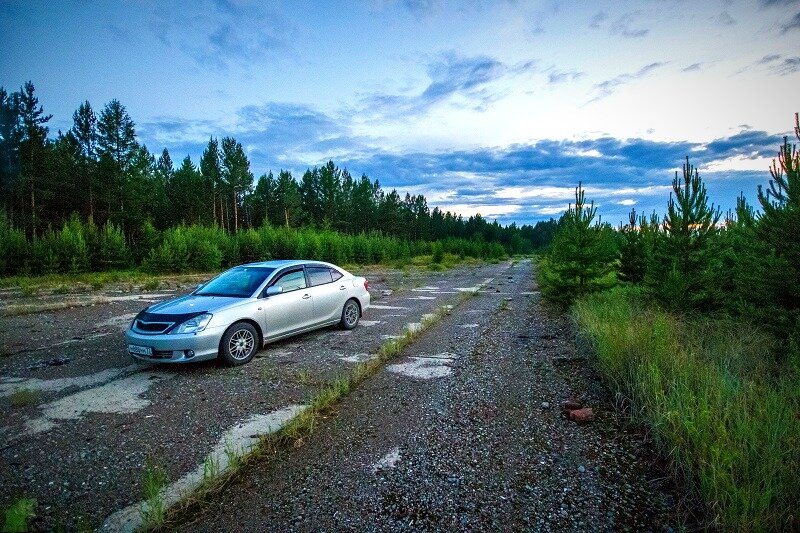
left=0, top=262, right=510, bottom=531
left=174, top=260, right=682, bottom=532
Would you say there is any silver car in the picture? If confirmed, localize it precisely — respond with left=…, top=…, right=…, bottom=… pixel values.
left=125, top=260, right=371, bottom=366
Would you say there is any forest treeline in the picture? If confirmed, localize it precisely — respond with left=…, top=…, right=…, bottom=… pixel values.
left=0, top=81, right=556, bottom=276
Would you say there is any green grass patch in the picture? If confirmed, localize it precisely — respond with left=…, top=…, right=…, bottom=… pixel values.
left=2, top=498, right=36, bottom=533
left=139, top=462, right=169, bottom=530
left=9, top=388, right=41, bottom=407
left=574, top=286, right=800, bottom=530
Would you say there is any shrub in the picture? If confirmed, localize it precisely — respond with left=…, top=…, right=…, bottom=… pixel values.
left=431, top=242, right=444, bottom=264
left=0, top=212, right=28, bottom=275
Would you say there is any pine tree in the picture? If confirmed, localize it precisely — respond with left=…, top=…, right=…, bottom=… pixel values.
left=220, top=136, right=252, bottom=233
left=18, top=81, right=52, bottom=236
left=69, top=101, right=98, bottom=218
left=648, top=156, right=721, bottom=309
left=0, top=87, right=22, bottom=218
left=272, top=170, right=301, bottom=227
left=539, top=183, right=617, bottom=306
left=97, top=99, right=137, bottom=222
left=200, top=137, right=222, bottom=227
left=757, top=112, right=800, bottom=341
left=299, top=167, right=321, bottom=226
left=251, top=172, right=275, bottom=226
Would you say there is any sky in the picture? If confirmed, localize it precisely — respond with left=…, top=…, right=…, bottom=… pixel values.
left=2, top=0, right=799, bottom=226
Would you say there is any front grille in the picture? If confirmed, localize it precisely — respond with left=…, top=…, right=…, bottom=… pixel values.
left=133, top=320, right=173, bottom=334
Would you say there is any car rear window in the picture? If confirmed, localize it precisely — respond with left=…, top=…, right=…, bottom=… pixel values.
left=308, top=266, right=333, bottom=286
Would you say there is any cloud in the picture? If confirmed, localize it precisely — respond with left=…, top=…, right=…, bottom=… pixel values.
left=358, top=52, right=535, bottom=118
left=589, top=62, right=666, bottom=102
left=781, top=11, right=800, bottom=32
left=682, top=63, right=702, bottom=72
left=548, top=69, right=585, bottom=84
left=715, top=11, right=737, bottom=26
left=589, top=11, right=608, bottom=29
left=771, top=56, right=800, bottom=74
left=609, top=13, right=649, bottom=38
left=759, top=54, right=782, bottom=64
left=148, top=1, right=296, bottom=70
left=137, top=102, right=782, bottom=226
left=760, top=0, right=800, bottom=7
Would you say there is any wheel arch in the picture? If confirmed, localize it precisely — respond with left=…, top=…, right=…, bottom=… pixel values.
left=220, top=318, right=264, bottom=351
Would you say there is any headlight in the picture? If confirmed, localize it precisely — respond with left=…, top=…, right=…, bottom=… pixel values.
left=173, top=313, right=213, bottom=334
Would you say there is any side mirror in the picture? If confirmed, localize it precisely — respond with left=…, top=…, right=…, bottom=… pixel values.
left=264, top=286, right=283, bottom=297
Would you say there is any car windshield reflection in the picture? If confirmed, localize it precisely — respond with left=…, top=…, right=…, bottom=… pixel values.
left=194, top=266, right=275, bottom=298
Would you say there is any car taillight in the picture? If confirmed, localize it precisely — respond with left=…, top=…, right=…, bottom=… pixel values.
left=364, top=279, right=369, bottom=291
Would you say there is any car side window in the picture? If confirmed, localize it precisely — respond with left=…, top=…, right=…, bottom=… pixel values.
left=308, top=266, right=333, bottom=287
left=330, top=268, right=343, bottom=282
left=272, top=269, right=307, bottom=292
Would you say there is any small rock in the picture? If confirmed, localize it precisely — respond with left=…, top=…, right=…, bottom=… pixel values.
left=541, top=401, right=550, bottom=409
left=569, top=407, right=594, bottom=423
left=562, top=399, right=581, bottom=411
left=578, top=465, right=586, bottom=473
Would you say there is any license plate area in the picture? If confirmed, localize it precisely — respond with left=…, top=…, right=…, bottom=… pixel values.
left=128, top=344, right=153, bottom=356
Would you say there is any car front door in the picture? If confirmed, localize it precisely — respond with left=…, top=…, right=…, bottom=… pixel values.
left=261, top=268, right=315, bottom=338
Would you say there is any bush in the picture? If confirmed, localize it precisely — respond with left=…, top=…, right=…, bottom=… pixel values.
left=431, top=242, right=444, bottom=264
left=0, top=212, right=28, bottom=275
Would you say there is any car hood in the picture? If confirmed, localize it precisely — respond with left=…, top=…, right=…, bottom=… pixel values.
left=145, top=294, right=246, bottom=315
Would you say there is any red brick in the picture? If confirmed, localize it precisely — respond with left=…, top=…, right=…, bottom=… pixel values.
left=569, top=407, right=594, bottom=423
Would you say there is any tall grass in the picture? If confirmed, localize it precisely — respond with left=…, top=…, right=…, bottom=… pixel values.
left=574, top=286, right=799, bottom=531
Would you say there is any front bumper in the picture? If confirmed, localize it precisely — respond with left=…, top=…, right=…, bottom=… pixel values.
left=125, top=325, right=227, bottom=363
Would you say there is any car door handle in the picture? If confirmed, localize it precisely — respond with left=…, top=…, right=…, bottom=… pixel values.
left=339, top=286, right=346, bottom=290
left=302, top=294, right=311, bottom=299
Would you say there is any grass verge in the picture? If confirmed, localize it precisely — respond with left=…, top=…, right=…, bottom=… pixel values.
left=2, top=498, right=36, bottom=533
left=148, top=288, right=481, bottom=531
left=9, top=388, right=41, bottom=407
left=574, top=285, right=800, bottom=530
left=139, top=462, right=169, bottom=529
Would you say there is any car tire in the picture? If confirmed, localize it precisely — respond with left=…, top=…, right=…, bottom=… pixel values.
left=340, top=298, right=360, bottom=330
left=219, top=322, right=259, bottom=366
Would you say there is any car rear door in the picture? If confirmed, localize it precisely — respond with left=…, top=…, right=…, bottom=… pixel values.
left=260, top=268, right=315, bottom=338
left=306, top=266, right=348, bottom=323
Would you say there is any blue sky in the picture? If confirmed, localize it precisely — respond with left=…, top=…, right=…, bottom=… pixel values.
left=2, top=0, right=799, bottom=225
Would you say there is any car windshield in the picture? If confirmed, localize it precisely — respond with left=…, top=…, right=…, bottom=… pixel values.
left=195, top=266, right=275, bottom=298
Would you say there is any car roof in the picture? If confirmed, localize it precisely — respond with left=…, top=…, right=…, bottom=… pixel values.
left=238, top=259, right=336, bottom=269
